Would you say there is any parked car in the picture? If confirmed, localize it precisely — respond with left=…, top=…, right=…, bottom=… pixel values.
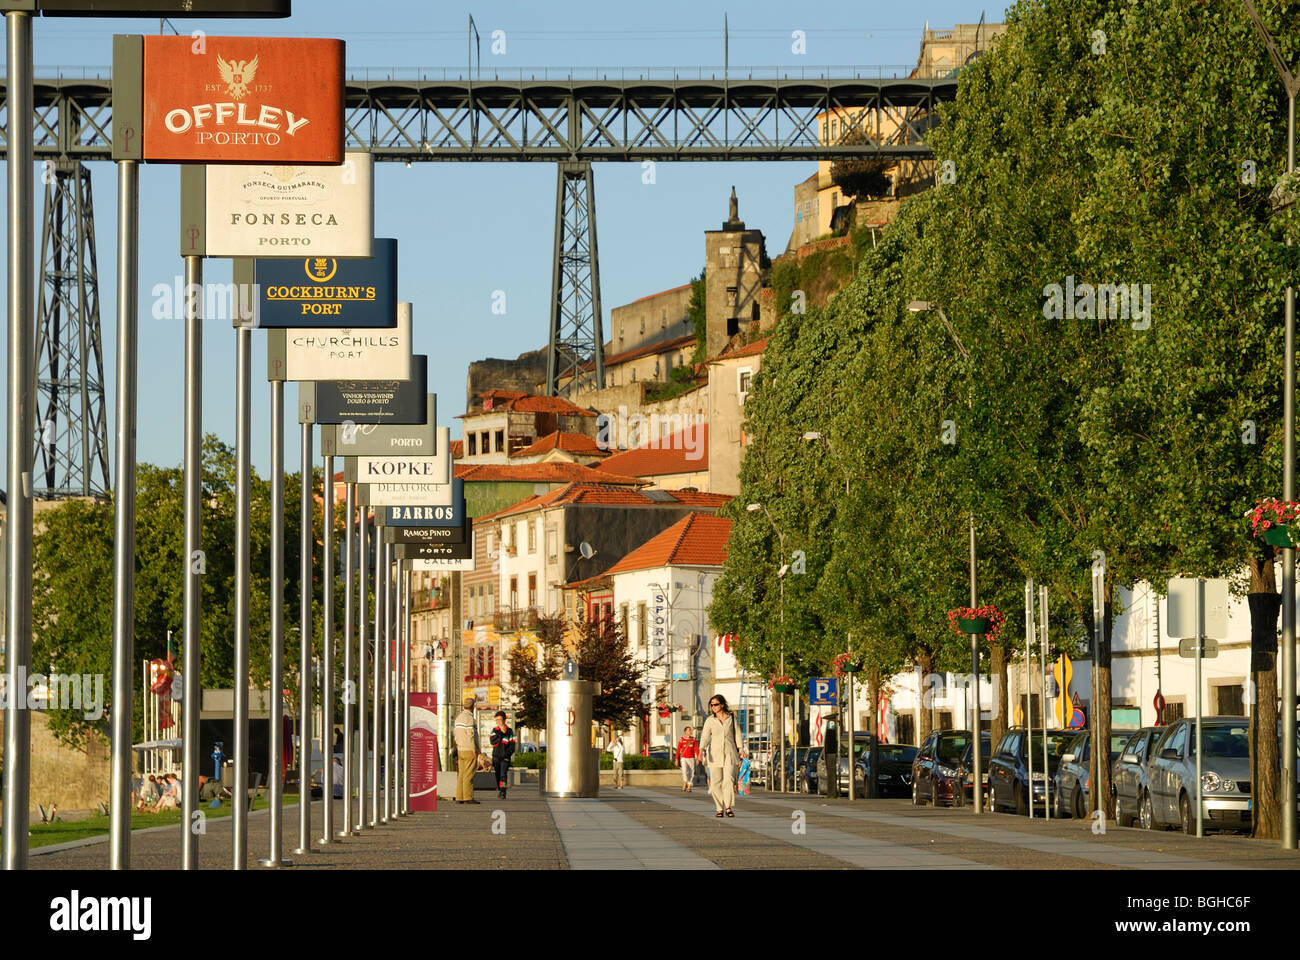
left=912, top=730, right=991, bottom=807
left=1053, top=729, right=1135, bottom=819
left=855, top=742, right=919, bottom=798
left=517, top=742, right=540, bottom=754
left=815, top=732, right=876, bottom=794
left=1112, top=726, right=1165, bottom=827
left=988, top=727, right=1077, bottom=815
left=797, top=747, right=823, bottom=793
left=1141, top=717, right=1252, bottom=834
left=647, top=745, right=673, bottom=762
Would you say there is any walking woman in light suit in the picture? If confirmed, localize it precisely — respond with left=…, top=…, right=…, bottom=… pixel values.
left=699, top=693, right=747, bottom=818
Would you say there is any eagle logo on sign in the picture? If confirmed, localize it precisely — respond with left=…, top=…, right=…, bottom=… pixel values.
left=217, top=54, right=259, bottom=101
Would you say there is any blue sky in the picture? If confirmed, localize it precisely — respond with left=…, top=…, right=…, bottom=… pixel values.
left=0, top=0, right=1009, bottom=480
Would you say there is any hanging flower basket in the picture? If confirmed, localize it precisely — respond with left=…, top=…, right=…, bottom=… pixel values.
left=656, top=703, right=681, bottom=717
left=1250, top=498, right=1300, bottom=548
left=947, top=605, right=1007, bottom=642
left=771, top=675, right=794, bottom=695
left=832, top=652, right=863, bottom=679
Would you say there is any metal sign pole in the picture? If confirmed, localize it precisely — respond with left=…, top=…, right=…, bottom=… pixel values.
left=1025, top=579, right=1034, bottom=819
left=259, top=378, right=289, bottom=868
left=1039, top=585, right=1050, bottom=821
left=1196, top=578, right=1204, bottom=839
left=181, top=255, right=203, bottom=869
left=371, top=530, right=381, bottom=827
left=108, top=155, right=140, bottom=870
left=293, top=423, right=313, bottom=855
left=358, top=500, right=369, bottom=830
left=383, top=541, right=393, bottom=821
left=232, top=325, right=252, bottom=869
left=320, top=453, right=335, bottom=845
left=403, top=563, right=412, bottom=814
left=340, top=481, right=356, bottom=837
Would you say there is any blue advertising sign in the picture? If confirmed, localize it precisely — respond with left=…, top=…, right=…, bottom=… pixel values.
left=808, top=678, right=837, bottom=706
left=255, top=237, right=397, bottom=327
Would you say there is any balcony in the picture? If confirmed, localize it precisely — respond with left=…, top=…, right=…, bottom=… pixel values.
left=494, top=607, right=540, bottom=632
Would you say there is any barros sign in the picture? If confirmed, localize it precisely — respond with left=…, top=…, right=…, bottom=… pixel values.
left=320, top=393, right=436, bottom=456
left=141, top=35, right=344, bottom=164
left=379, top=501, right=466, bottom=528
left=186, top=150, right=373, bottom=258
left=299, top=355, right=428, bottom=425
left=357, top=477, right=458, bottom=508
left=269, top=302, right=412, bottom=382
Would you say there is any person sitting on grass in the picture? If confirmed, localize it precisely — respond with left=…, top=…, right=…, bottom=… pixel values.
left=135, top=775, right=160, bottom=811
left=151, top=773, right=181, bottom=813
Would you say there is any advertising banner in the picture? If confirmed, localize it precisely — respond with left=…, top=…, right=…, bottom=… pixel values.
left=409, top=692, right=438, bottom=812
left=395, top=541, right=472, bottom=561
left=320, top=394, right=437, bottom=456
left=142, top=35, right=344, bottom=164
left=342, top=429, right=452, bottom=484
left=299, top=355, right=427, bottom=425
left=252, top=237, right=395, bottom=327
left=192, top=151, right=373, bottom=258
left=382, top=521, right=469, bottom=545
left=270, top=302, right=412, bottom=383
left=410, top=557, right=476, bottom=572
left=358, top=476, right=458, bottom=508
left=378, top=498, right=466, bottom=528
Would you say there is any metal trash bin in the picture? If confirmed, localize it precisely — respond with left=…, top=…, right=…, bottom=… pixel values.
left=542, top=680, right=602, bottom=798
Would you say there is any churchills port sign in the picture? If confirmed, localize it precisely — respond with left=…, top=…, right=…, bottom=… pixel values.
left=142, top=36, right=344, bottom=164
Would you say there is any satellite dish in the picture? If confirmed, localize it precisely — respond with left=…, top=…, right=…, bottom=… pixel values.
left=579, top=542, right=595, bottom=560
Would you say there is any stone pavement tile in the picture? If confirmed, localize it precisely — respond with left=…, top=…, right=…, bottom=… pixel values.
left=547, top=797, right=718, bottom=870
left=623, top=788, right=994, bottom=870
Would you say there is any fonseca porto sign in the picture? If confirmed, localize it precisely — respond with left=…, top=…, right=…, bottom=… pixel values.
left=269, top=302, right=412, bottom=382
left=184, top=151, right=374, bottom=258
left=139, top=36, right=344, bottom=164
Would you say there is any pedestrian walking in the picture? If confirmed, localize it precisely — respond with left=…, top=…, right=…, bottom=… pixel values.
left=675, top=727, right=699, bottom=792
left=454, top=695, right=481, bottom=805
left=489, top=711, right=516, bottom=799
left=699, top=694, right=746, bottom=818
left=611, top=735, right=626, bottom=789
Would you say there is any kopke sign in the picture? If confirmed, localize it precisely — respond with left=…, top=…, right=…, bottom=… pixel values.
left=141, top=36, right=344, bottom=164
left=268, top=302, right=412, bottom=382
left=188, top=150, right=373, bottom=258
left=255, top=238, right=396, bottom=327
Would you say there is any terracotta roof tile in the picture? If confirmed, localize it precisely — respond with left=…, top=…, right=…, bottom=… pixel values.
left=710, top=337, right=768, bottom=363
left=482, top=482, right=728, bottom=522
left=594, top=333, right=697, bottom=370
left=449, top=439, right=464, bottom=459
left=454, top=461, right=646, bottom=486
left=463, top=391, right=596, bottom=418
left=601, top=513, right=732, bottom=576
left=512, top=431, right=607, bottom=459
left=595, top=425, right=708, bottom=477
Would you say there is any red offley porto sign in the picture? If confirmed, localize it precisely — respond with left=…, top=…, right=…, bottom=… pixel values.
left=142, top=36, right=344, bottom=164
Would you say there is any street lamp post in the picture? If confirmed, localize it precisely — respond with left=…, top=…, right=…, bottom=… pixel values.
left=907, top=300, right=983, bottom=814
left=747, top=501, right=788, bottom=792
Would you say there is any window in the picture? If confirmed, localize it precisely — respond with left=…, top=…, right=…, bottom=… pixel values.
left=938, top=711, right=952, bottom=729
left=726, top=286, right=737, bottom=308
left=661, top=311, right=667, bottom=330
left=896, top=715, right=915, bottom=746
left=1163, top=699, right=1186, bottom=724
left=480, top=431, right=490, bottom=454
left=637, top=602, right=646, bottom=647
left=467, top=433, right=477, bottom=456
left=495, top=429, right=504, bottom=453
left=546, top=529, right=557, bottom=563
left=487, top=582, right=494, bottom=613
left=1214, top=682, right=1245, bottom=717
left=509, top=577, right=518, bottom=609
left=620, top=603, right=629, bottom=641
left=527, top=522, right=536, bottom=553
left=509, top=523, right=517, bottom=551
left=738, top=368, right=752, bottom=404
left=528, top=574, right=537, bottom=607
left=1164, top=723, right=1188, bottom=758
left=486, top=647, right=495, bottom=679
left=640, top=318, right=645, bottom=334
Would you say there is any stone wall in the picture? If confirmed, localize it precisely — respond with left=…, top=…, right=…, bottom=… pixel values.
left=0, top=711, right=111, bottom=814
left=464, top=347, right=548, bottom=413
left=608, top=284, right=693, bottom=357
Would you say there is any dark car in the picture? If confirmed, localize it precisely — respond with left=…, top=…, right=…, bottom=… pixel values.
left=815, top=732, right=876, bottom=795
left=912, top=730, right=992, bottom=807
left=988, top=727, right=1077, bottom=815
left=797, top=747, right=823, bottom=793
left=855, top=742, right=918, bottom=798
left=1112, top=726, right=1165, bottom=827
left=1053, top=729, right=1135, bottom=819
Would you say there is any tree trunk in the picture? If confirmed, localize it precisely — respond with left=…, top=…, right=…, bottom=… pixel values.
left=990, top=642, right=1008, bottom=742
left=917, top=651, right=935, bottom=742
left=1249, top=552, right=1281, bottom=840
left=1094, top=588, right=1115, bottom=819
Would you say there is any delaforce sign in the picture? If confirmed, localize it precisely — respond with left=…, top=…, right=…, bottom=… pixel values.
left=142, top=36, right=344, bottom=164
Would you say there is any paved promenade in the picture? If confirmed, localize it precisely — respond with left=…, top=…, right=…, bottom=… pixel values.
left=28, top=785, right=1300, bottom=870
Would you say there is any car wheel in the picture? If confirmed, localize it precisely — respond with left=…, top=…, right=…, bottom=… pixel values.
left=1179, top=793, right=1195, bottom=836
left=1014, top=782, right=1027, bottom=816
left=1073, top=788, right=1086, bottom=821
left=1139, top=791, right=1156, bottom=831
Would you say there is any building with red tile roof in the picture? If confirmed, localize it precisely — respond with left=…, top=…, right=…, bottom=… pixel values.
left=595, top=425, right=709, bottom=490
left=510, top=430, right=608, bottom=465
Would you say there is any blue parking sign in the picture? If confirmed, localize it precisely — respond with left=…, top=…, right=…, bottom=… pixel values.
left=809, top=678, right=837, bottom=706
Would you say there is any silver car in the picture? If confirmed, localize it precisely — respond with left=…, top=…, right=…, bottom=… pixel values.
left=1140, top=718, right=1251, bottom=834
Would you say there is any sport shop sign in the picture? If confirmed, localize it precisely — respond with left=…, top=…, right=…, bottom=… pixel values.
left=182, top=151, right=373, bottom=258
left=138, top=35, right=344, bottom=164
left=319, top=394, right=437, bottom=457
left=269, top=302, right=412, bottom=382
left=357, top=477, right=458, bottom=508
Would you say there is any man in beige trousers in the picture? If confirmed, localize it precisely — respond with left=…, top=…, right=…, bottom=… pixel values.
left=454, top=695, right=480, bottom=804
left=699, top=693, right=747, bottom=817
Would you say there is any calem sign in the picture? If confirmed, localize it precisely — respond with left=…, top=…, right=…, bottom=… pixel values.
left=142, top=36, right=344, bottom=164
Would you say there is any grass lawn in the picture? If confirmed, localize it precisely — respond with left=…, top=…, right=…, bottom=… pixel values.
left=27, top=793, right=286, bottom=849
